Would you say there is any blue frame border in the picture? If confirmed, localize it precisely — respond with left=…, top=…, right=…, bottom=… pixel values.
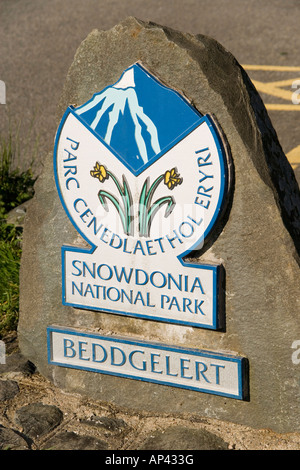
left=47, top=326, right=247, bottom=400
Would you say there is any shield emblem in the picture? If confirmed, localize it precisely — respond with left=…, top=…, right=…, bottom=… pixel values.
left=54, top=63, right=231, bottom=329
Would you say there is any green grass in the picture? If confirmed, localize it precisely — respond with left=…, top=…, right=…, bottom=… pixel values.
left=0, top=135, right=36, bottom=336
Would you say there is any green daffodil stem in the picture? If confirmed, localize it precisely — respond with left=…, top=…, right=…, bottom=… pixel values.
left=146, top=196, right=175, bottom=235
left=97, top=171, right=133, bottom=236
left=98, top=190, right=127, bottom=233
left=139, top=175, right=164, bottom=237
left=122, top=175, right=133, bottom=236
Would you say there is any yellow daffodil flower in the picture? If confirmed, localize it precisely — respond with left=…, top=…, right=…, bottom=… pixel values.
left=164, top=168, right=183, bottom=190
left=90, top=162, right=109, bottom=182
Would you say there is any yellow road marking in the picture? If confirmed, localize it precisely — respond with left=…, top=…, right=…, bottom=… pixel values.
left=286, top=145, right=300, bottom=170
left=242, top=66, right=300, bottom=170
left=251, top=78, right=300, bottom=102
left=243, top=65, right=300, bottom=72
left=264, top=104, right=300, bottom=111
left=242, top=65, right=300, bottom=110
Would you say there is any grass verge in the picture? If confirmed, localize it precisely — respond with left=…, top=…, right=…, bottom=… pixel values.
left=0, top=135, right=36, bottom=336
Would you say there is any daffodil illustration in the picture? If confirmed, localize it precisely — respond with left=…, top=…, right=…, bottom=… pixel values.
left=91, top=163, right=183, bottom=238
left=90, top=162, right=133, bottom=236
left=90, top=162, right=109, bottom=182
left=164, top=168, right=183, bottom=190
left=139, top=168, right=183, bottom=237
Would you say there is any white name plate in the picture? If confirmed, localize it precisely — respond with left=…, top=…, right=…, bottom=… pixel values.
left=47, top=327, right=248, bottom=400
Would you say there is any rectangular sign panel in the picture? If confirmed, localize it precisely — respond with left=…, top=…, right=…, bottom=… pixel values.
left=63, top=248, right=221, bottom=329
left=47, top=326, right=247, bottom=400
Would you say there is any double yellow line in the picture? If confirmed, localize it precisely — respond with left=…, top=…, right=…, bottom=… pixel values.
left=243, top=65, right=300, bottom=169
left=243, top=64, right=300, bottom=111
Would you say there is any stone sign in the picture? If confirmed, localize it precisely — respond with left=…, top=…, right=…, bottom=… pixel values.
left=19, top=18, right=300, bottom=433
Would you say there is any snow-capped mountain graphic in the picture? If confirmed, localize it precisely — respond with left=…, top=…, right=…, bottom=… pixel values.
left=75, top=63, right=202, bottom=174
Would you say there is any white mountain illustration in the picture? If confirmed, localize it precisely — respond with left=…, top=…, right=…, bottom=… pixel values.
left=76, top=66, right=161, bottom=164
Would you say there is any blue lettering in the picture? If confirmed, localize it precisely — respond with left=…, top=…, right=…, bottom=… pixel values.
left=66, top=137, right=80, bottom=150
left=113, top=266, right=133, bottom=283
left=150, top=353, right=163, bottom=374
left=166, top=230, right=183, bottom=248
left=72, top=281, right=83, bottom=295
left=165, top=356, right=178, bottom=377
left=133, top=240, right=146, bottom=256
left=145, top=239, right=157, bottom=255
left=78, top=341, right=90, bottom=361
left=195, top=361, right=211, bottom=383
left=63, top=149, right=77, bottom=162
left=63, top=339, right=76, bottom=358
left=83, top=262, right=96, bottom=278
left=74, top=198, right=87, bottom=213
left=100, top=227, right=111, bottom=243
left=135, top=269, right=148, bottom=285
left=87, top=217, right=103, bottom=236
left=180, top=358, right=193, bottom=379
left=195, top=299, right=205, bottom=315
left=72, top=260, right=82, bottom=276
left=109, top=233, right=123, bottom=249
left=66, top=177, right=80, bottom=190
left=84, top=284, right=94, bottom=298
left=211, top=363, right=225, bottom=385
left=92, top=343, right=107, bottom=363
left=161, top=295, right=170, bottom=308
left=111, top=347, right=126, bottom=366
left=106, top=287, right=120, bottom=302
left=123, top=238, right=132, bottom=254
left=97, top=264, right=113, bottom=281
left=129, top=350, right=147, bottom=371
left=80, top=208, right=93, bottom=223
left=150, top=271, right=166, bottom=289
left=178, top=221, right=194, bottom=238
left=134, top=291, right=145, bottom=305
left=191, top=277, right=205, bottom=294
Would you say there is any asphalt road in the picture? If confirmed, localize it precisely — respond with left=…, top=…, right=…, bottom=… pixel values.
left=0, top=0, right=299, bottom=184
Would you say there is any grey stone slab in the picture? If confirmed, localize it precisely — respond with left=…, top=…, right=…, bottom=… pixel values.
left=18, top=18, right=300, bottom=433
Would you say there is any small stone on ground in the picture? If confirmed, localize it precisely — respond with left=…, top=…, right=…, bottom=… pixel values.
left=15, top=403, right=63, bottom=438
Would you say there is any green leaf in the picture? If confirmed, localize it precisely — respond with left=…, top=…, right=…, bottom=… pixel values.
left=146, top=196, right=175, bottom=236
left=98, top=190, right=128, bottom=235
